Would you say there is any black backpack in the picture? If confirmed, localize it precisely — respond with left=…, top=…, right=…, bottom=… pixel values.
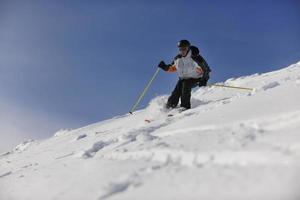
left=190, top=46, right=211, bottom=86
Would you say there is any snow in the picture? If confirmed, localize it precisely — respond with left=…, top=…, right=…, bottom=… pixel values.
left=12, top=139, right=35, bottom=153
left=54, top=129, right=73, bottom=137
left=1, top=61, right=300, bottom=200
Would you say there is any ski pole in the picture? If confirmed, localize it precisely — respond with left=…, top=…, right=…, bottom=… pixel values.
left=208, top=83, right=254, bottom=91
left=129, top=68, right=160, bottom=114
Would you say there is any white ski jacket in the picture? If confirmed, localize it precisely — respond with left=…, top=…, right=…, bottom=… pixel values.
left=172, top=50, right=203, bottom=79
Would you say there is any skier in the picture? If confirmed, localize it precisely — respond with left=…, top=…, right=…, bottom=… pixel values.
left=158, top=39, right=211, bottom=111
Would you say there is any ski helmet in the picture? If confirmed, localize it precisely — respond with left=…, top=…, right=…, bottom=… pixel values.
left=177, top=39, right=191, bottom=48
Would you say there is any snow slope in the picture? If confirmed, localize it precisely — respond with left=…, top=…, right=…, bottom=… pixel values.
left=1, top=61, right=300, bottom=200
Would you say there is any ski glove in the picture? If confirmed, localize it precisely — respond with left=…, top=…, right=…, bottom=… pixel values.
left=158, top=61, right=169, bottom=71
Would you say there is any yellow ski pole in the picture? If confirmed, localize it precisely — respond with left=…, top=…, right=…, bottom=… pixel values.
left=129, top=68, right=161, bottom=114
left=208, top=83, right=254, bottom=91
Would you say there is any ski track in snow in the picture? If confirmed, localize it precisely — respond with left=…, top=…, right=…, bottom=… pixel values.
left=102, top=112, right=300, bottom=168
left=0, top=171, right=12, bottom=178
left=74, top=134, right=87, bottom=141
left=261, top=81, right=280, bottom=90
left=98, top=173, right=142, bottom=200
left=76, top=139, right=117, bottom=158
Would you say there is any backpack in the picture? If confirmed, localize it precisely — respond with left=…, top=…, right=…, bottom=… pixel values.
left=190, top=46, right=211, bottom=86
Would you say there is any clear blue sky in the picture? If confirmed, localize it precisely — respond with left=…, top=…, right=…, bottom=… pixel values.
left=0, top=0, right=299, bottom=152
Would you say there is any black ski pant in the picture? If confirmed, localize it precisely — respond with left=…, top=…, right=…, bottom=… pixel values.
left=167, top=78, right=199, bottom=109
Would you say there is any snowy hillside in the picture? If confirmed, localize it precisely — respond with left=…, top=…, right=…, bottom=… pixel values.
left=1, top=61, right=300, bottom=200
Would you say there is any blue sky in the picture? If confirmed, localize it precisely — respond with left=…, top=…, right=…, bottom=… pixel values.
left=0, top=0, right=300, bottom=152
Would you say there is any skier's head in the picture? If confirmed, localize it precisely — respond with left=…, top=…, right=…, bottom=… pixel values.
left=177, top=39, right=190, bottom=56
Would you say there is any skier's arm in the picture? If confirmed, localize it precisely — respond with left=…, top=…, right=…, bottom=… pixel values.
left=158, top=61, right=176, bottom=72
left=166, top=58, right=177, bottom=72
left=195, top=66, right=203, bottom=75
left=167, top=65, right=176, bottom=72
left=158, top=54, right=180, bottom=72
left=194, top=55, right=211, bottom=76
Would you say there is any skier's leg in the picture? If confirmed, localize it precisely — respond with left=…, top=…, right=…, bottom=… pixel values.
left=167, top=79, right=182, bottom=108
left=180, top=79, right=197, bottom=109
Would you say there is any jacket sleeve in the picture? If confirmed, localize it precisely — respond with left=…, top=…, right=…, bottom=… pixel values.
left=167, top=65, right=177, bottom=72
left=166, top=54, right=181, bottom=72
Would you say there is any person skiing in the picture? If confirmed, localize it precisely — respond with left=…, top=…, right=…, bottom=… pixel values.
left=158, top=39, right=211, bottom=111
